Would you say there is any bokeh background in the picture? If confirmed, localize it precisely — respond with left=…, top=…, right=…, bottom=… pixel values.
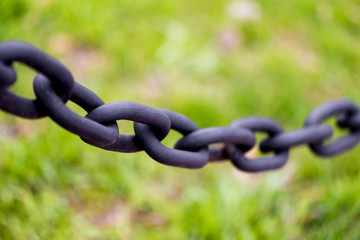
left=1, top=0, right=360, bottom=239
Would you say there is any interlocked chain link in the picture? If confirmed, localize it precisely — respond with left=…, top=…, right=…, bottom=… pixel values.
left=1, top=41, right=360, bottom=172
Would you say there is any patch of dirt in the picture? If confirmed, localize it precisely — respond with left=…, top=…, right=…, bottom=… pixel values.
left=67, top=195, right=167, bottom=230
left=49, top=34, right=108, bottom=84
left=277, top=32, right=318, bottom=72
left=226, top=0, right=262, bottom=22
left=217, top=27, right=242, bottom=54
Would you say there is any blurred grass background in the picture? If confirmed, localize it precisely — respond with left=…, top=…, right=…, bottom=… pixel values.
left=1, top=0, right=360, bottom=239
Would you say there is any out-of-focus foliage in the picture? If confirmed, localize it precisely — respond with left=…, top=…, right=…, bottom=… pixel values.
left=1, top=0, right=360, bottom=239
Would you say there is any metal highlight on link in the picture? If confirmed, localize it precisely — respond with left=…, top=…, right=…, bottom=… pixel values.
left=1, top=41, right=360, bottom=171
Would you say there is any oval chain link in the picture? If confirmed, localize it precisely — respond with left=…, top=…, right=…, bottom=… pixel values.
left=304, top=99, right=360, bottom=157
left=227, top=117, right=290, bottom=172
left=0, top=41, right=74, bottom=118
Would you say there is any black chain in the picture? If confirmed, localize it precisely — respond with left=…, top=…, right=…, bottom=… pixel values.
left=1, top=41, right=360, bottom=172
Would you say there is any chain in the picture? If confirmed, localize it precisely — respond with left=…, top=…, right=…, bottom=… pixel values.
left=1, top=41, right=360, bottom=172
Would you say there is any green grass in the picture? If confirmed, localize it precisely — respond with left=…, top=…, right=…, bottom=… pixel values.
left=1, top=0, right=360, bottom=239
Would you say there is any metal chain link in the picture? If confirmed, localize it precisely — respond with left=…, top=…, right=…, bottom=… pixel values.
left=1, top=41, right=360, bottom=172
